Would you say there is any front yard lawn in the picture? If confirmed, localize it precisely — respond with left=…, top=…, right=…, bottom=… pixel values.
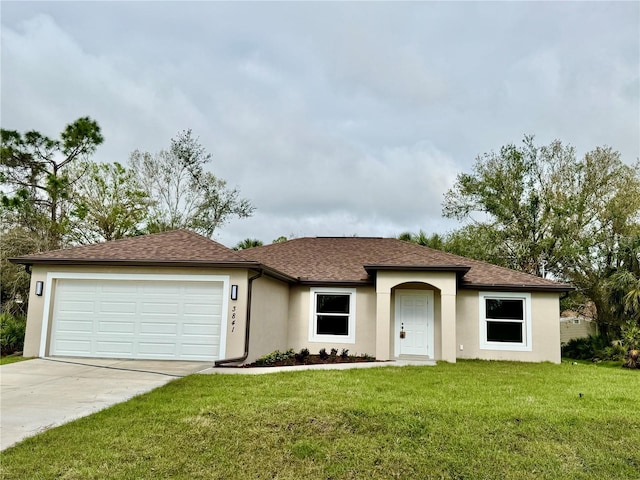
left=0, top=355, right=32, bottom=366
left=1, top=360, right=638, bottom=479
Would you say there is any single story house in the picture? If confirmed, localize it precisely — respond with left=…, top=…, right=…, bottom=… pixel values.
left=12, top=229, right=572, bottom=365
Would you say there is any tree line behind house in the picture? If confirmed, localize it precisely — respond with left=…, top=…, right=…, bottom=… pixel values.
left=1, top=117, right=254, bottom=318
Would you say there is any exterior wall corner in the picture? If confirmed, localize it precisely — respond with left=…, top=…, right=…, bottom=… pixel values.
left=375, top=291, right=391, bottom=360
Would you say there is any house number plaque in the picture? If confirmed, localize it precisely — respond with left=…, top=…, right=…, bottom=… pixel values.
left=231, top=305, right=236, bottom=332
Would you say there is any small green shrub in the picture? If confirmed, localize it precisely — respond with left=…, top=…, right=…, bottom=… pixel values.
left=0, top=313, right=27, bottom=355
left=624, top=348, right=639, bottom=369
left=562, top=331, right=640, bottom=367
left=294, top=348, right=310, bottom=363
left=318, top=348, right=329, bottom=360
left=340, top=348, right=349, bottom=359
left=620, top=322, right=640, bottom=369
left=620, top=321, right=640, bottom=350
left=254, top=348, right=296, bottom=366
left=561, top=335, right=609, bottom=360
left=595, top=343, right=626, bottom=362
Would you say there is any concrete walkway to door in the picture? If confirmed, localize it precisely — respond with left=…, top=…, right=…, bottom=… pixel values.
left=0, top=357, right=211, bottom=451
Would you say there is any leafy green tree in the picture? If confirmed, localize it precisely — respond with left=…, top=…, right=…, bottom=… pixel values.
left=233, top=238, right=263, bottom=250
left=443, top=135, right=640, bottom=335
left=129, top=130, right=254, bottom=237
left=440, top=225, right=505, bottom=266
left=398, top=226, right=502, bottom=265
left=272, top=236, right=288, bottom=244
left=69, top=161, right=152, bottom=244
left=1, top=117, right=104, bottom=249
left=1, top=117, right=104, bottom=315
left=0, top=227, right=51, bottom=316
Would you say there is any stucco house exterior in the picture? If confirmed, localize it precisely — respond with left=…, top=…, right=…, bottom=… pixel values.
left=11, top=230, right=572, bottom=365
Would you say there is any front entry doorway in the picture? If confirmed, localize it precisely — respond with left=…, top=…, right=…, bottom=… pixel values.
left=394, top=289, right=434, bottom=358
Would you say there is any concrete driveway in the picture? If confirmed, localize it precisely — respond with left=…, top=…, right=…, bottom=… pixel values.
left=0, top=357, right=210, bottom=451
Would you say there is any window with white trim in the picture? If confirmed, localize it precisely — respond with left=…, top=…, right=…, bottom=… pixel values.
left=309, top=287, right=356, bottom=343
left=479, top=292, right=532, bottom=351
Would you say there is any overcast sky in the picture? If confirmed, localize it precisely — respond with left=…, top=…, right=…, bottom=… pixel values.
left=2, top=1, right=638, bottom=248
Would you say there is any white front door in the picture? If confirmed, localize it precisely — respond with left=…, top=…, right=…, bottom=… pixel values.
left=395, top=290, right=434, bottom=358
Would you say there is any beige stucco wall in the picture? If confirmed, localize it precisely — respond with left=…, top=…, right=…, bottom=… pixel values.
left=286, top=285, right=377, bottom=356
left=246, top=275, right=290, bottom=363
left=22, top=265, right=250, bottom=360
left=456, top=289, right=561, bottom=363
left=23, top=266, right=49, bottom=357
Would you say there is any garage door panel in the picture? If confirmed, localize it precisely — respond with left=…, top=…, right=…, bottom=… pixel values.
left=99, top=283, right=138, bottom=293
left=181, top=345, right=219, bottom=357
left=142, top=285, right=181, bottom=292
left=183, top=304, right=217, bottom=315
left=56, top=339, right=92, bottom=354
left=180, top=337, right=219, bottom=344
left=98, top=321, right=135, bottom=334
left=96, top=341, right=134, bottom=355
left=57, top=300, right=96, bottom=312
left=139, top=322, right=177, bottom=334
left=60, top=281, right=97, bottom=293
left=141, top=303, right=180, bottom=314
left=51, top=278, right=225, bottom=361
left=137, top=342, right=176, bottom=355
left=183, top=290, right=220, bottom=298
left=182, top=313, right=220, bottom=324
left=99, top=302, right=138, bottom=314
left=56, top=320, right=94, bottom=333
left=183, top=323, right=219, bottom=336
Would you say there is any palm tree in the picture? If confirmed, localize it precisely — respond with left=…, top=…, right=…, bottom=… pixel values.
left=233, top=238, right=263, bottom=250
left=397, top=230, right=445, bottom=249
left=603, top=235, right=640, bottom=368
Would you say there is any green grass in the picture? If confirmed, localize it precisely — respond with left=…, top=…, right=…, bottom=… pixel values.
left=2, top=360, right=638, bottom=479
left=562, top=357, right=624, bottom=369
left=0, top=355, right=32, bottom=366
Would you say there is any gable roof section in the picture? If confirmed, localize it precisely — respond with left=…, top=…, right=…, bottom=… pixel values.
left=10, top=230, right=258, bottom=268
left=240, top=237, right=406, bottom=283
left=240, top=237, right=572, bottom=291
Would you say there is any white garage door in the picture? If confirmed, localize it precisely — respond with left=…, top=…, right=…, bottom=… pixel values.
left=50, top=278, right=225, bottom=361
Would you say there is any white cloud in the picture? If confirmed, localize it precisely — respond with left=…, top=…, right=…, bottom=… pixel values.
left=1, top=2, right=638, bottom=249
left=1, top=14, right=209, bottom=159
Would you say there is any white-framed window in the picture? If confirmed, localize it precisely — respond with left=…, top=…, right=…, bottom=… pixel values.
left=308, top=287, right=356, bottom=343
left=479, top=292, right=532, bottom=351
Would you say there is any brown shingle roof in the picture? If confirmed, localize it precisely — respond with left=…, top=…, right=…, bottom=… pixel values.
left=11, top=230, right=255, bottom=267
left=11, top=231, right=572, bottom=291
left=240, top=237, right=572, bottom=291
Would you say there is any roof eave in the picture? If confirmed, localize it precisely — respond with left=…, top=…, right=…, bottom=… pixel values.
left=257, top=266, right=298, bottom=284
left=364, top=264, right=471, bottom=275
left=460, top=282, right=574, bottom=293
left=8, top=258, right=263, bottom=269
left=297, top=279, right=373, bottom=287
